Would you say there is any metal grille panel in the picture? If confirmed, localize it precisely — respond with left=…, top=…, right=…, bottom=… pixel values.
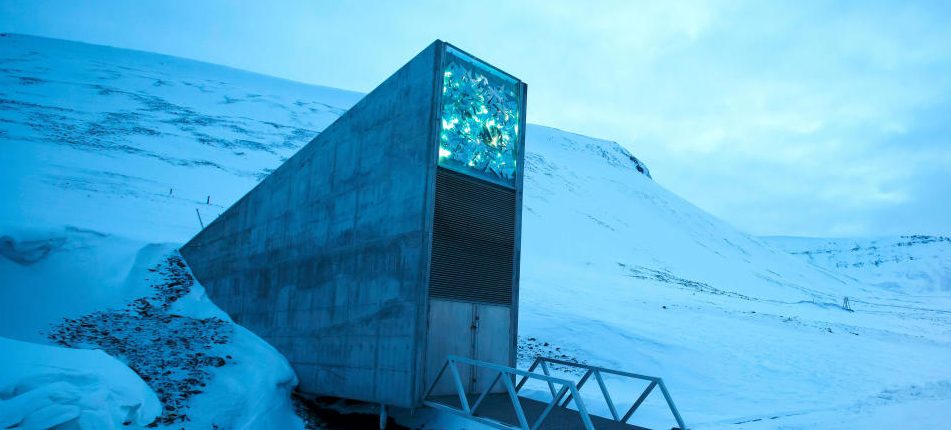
left=429, top=167, right=515, bottom=305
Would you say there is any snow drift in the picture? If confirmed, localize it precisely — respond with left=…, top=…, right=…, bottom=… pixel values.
left=0, top=226, right=303, bottom=429
left=0, top=336, right=161, bottom=429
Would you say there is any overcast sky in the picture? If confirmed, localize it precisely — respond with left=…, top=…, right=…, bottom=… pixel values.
left=2, top=0, right=949, bottom=237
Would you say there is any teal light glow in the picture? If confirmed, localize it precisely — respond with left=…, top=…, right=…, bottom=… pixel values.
left=438, top=47, right=521, bottom=187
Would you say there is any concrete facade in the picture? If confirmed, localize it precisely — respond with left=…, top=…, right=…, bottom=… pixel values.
left=181, top=41, right=526, bottom=409
left=182, top=42, right=440, bottom=407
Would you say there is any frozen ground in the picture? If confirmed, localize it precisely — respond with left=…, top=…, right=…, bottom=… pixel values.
left=1, top=33, right=949, bottom=429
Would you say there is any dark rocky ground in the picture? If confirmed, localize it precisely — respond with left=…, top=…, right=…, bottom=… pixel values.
left=293, top=395, right=411, bottom=430
left=518, top=336, right=589, bottom=375
left=48, top=254, right=232, bottom=427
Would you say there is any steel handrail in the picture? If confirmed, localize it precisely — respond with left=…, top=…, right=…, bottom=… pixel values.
left=519, top=357, right=688, bottom=430
left=423, top=355, right=597, bottom=430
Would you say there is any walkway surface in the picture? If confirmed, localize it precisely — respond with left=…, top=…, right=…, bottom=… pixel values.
left=429, top=394, right=653, bottom=430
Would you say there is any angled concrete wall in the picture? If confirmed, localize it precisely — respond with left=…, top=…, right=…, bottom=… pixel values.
left=181, top=42, right=441, bottom=408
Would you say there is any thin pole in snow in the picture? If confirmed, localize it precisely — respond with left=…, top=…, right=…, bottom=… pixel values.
left=196, top=208, right=204, bottom=229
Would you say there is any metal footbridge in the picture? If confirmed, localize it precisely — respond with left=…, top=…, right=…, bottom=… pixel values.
left=424, top=356, right=687, bottom=430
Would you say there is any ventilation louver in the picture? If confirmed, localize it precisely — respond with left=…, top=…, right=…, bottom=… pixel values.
left=429, top=167, right=516, bottom=305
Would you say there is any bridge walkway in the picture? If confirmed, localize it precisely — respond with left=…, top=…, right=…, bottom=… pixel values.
left=423, top=356, right=687, bottom=430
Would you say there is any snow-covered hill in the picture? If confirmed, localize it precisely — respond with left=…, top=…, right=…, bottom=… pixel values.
left=0, top=32, right=361, bottom=243
left=764, top=235, right=951, bottom=294
left=1, top=34, right=949, bottom=429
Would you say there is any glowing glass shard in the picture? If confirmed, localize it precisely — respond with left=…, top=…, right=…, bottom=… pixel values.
left=437, top=47, right=521, bottom=187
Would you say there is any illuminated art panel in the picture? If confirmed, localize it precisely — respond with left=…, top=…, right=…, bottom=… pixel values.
left=438, top=46, right=521, bottom=187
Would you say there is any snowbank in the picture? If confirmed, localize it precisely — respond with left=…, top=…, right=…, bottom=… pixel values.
left=0, top=336, right=161, bottom=429
left=166, top=268, right=304, bottom=429
left=0, top=226, right=158, bottom=343
left=0, top=226, right=304, bottom=429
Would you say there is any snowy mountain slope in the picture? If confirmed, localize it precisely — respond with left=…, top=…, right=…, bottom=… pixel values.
left=515, top=126, right=951, bottom=429
left=0, top=33, right=361, bottom=242
left=763, top=235, right=951, bottom=294
left=0, top=33, right=949, bottom=429
left=0, top=34, right=315, bottom=429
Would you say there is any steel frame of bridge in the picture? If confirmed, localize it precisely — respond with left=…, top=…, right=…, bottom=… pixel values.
left=423, top=355, right=687, bottom=430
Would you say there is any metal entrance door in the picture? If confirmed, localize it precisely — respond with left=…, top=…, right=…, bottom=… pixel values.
left=425, top=299, right=511, bottom=396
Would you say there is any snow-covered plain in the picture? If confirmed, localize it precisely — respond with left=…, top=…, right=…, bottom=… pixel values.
left=1, top=34, right=949, bottom=429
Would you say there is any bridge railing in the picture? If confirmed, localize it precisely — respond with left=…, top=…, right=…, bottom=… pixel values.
left=518, top=357, right=687, bottom=430
left=423, top=355, right=688, bottom=430
left=423, top=355, right=597, bottom=430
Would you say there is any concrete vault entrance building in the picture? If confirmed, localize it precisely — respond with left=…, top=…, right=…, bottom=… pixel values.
left=183, top=41, right=687, bottom=430
left=181, top=40, right=526, bottom=408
